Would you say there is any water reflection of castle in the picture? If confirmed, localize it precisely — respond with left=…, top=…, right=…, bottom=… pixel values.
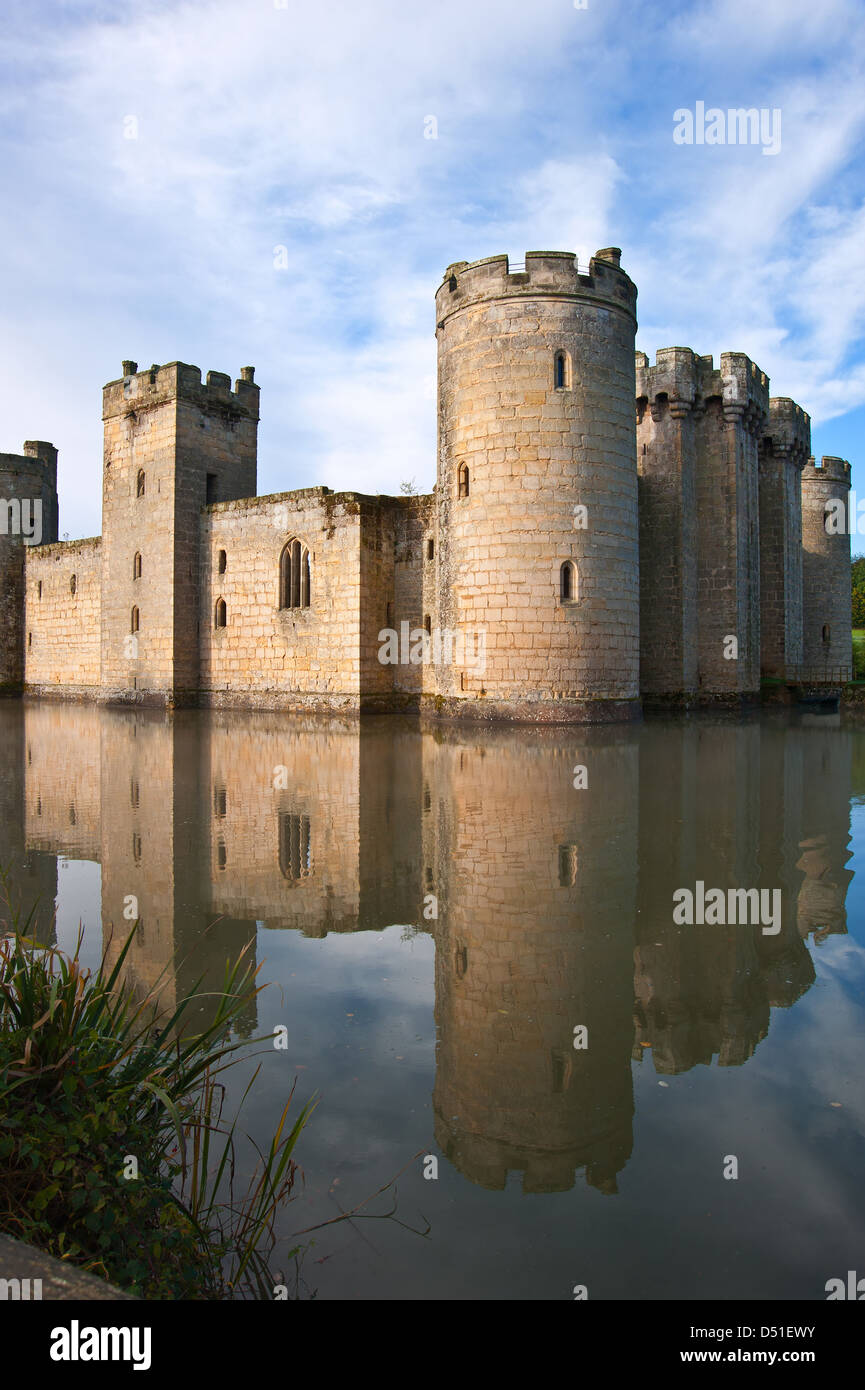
left=0, top=703, right=854, bottom=1195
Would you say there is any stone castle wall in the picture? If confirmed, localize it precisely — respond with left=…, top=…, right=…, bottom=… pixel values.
left=25, top=538, right=102, bottom=696
left=1, top=250, right=854, bottom=719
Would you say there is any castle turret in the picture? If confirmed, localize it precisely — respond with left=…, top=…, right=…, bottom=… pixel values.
left=0, top=442, right=59, bottom=692
left=636, top=350, right=769, bottom=700
left=100, top=361, right=259, bottom=705
left=759, top=399, right=810, bottom=678
left=434, top=249, right=640, bottom=721
left=801, top=456, right=852, bottom=677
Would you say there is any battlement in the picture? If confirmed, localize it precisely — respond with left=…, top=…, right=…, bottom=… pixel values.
left=636, top=347, right=769, bottom=427
left=762, top=398, right=811, bottom=465
left=102, top=361, right=260, bottom=422
left=436, top=248, right=637, bottom=326
left=0, top=444, right=58, bottom=487
left=802, top=455, right=851, bottom=487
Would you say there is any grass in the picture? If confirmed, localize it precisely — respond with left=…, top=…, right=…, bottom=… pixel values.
left=0, top=870, right=315, bottom=1299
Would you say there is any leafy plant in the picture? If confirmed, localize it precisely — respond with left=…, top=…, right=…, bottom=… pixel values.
left=0, top=870, right=315, bottom=1299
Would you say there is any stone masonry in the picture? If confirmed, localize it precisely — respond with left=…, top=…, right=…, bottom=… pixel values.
left=0, top=249, right=853, bottom=721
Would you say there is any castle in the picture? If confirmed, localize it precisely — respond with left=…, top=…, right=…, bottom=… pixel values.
left=0, top=248, right=853, bottom=722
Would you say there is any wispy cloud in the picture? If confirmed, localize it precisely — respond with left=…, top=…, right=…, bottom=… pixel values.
left=0, top=0, right=863, bottom=536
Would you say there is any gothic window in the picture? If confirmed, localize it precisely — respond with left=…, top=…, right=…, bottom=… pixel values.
left=280, top=539, right=311, bottom=609
left=457, top=463, right=469, bottom=499
left=215, top=598, right=227, bottom=628
left=560, top=560, right=578, bottom=602
left=130, top=606, right=140, bottom=634
left=133, top=552, right=142, bottom=580
left=136, top=470, right=145, bottom=498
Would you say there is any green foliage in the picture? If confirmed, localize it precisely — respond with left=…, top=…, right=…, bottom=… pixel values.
left=0, top=872, right=314, bottom=1299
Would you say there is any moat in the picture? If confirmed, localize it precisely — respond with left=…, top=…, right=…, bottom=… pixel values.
left=2, top=700, right=863, bottom=1300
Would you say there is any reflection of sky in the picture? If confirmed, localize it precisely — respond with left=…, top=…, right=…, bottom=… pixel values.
left=54, top=857, right=103, bottom=977
left=43, top=780, right=865, bottom=1302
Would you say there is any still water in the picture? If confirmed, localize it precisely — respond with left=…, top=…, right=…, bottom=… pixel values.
left=2, top=701, right=864, bottom=1300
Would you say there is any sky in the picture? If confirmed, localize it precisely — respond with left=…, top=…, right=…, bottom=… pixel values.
left=1, top=0, right=864, bottom=540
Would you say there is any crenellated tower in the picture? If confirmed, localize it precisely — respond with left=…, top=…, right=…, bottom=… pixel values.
left=100, top=361, right=259, bottom=705
left=636, top=349, right=769, bottom=700
left=758, top=398, right=810, bottom=678
left=801, top=456, right=852, bottom=677
left=434, top=249, right=640, bottom=721
left=0, top=442, right=59, bottom=692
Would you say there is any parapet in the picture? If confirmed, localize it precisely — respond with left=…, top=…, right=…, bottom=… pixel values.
left=0, top=444, right=58, bottom=487
left=636, top=347, right=769, bottom=430
left=636, top=346, right=699, bottom=409
left=802, top=456, right=851, bottom=488
left=436, top=248, right=637, bottom=327
left=102, top=361, right=260, bottom=422
left=761, top=398, right=811, bottom=466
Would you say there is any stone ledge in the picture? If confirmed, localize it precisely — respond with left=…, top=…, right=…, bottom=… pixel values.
left=0, top=1234, right=134, bottom=1301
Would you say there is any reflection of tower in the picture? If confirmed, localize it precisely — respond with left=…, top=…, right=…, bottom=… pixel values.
left=429, top=725, right=638, bottom=1193
left=635, top=718, right=818, bottom=1072
left=795, top=719, right=853, bottom=942
left=0, top=702, right=57, bottom=936
left=99, top=708, right=258, bottom=1035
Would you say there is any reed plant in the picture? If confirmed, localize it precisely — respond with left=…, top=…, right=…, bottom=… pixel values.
left=0, top=873, right=314, bottom=1299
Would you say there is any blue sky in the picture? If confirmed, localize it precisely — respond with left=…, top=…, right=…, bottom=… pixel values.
left=1, top=0, right=864, bottom=540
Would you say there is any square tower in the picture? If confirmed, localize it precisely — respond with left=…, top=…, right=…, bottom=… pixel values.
left=100, top=362, right=259, bottom=704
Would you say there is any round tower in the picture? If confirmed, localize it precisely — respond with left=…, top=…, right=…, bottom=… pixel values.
left=800, top=456, right=852, bottom=677
left=433, top=248, right=639, bottom=721
left=0, top=442, right=59, bottom=692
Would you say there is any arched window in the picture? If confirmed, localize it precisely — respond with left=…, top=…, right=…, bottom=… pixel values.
left=215, top=598, right=227, bottom=629
left=131, top=606, right=140, bottom=634
left=554, top=351, right=567, bottom=389
left=133, top=552, right=142, bottom=580
left=560, top=560, right=578, bottom=602
left=136, top=470, right=146, bottom=498
left=457, top=463, right=469, bottom=499
left=279, top=539, right=311, bottom=609
left=218, top=549, right=227, bottom=574
left=427, top=538, right=434, bottom=560
left=70, top=574, right=77, bottom=595
left=822, top=623, right=831, bottom=644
